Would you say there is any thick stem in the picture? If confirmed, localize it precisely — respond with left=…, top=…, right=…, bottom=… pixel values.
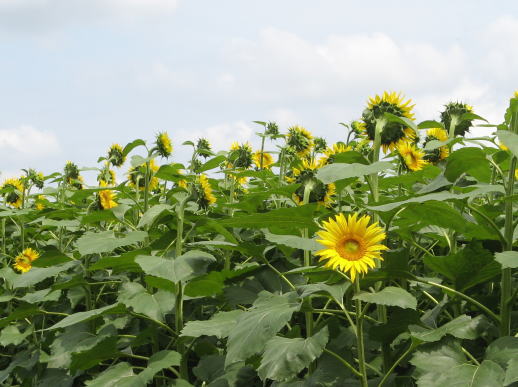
left=302, top=183, right=315, bottom=373
left=355, top=278, right=368, bottom=387
left=143, top=161, right=151, bottom=213
left=448, top=115, right=459, bottom=140
left=1, top=218, right=6, bottom=255
left=175, top=198, right=188, bottom=378
left=259, top=135, right=266, bottom=169
left=500, top=156, right=516, bottom=336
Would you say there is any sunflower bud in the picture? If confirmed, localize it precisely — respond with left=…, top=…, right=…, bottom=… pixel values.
left=107, top=144, right=125, bottom=167
left=440, top=102, right=474, bottom=137
left=228, top=142, right=253, bottom=169
left=313, top=137, right=327, bottom=153
left=265, top=121, right=280, bottom=137
left=155, top=132, right=173, bottom=158
left=196, top=138, right=212, bottom=158
left=286, top=126, right=313, bottom=158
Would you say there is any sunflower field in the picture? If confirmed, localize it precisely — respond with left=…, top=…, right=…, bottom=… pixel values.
left=1, top=91, right=518, bottom=386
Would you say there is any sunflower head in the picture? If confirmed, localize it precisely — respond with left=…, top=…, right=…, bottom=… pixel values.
left=228, top=142, right=253, bottom=169
left=194, top=174, right=216, bottom=209
left=252, top=150, right=274, bottom=170
left=27, top=169, right=45, bottom=189
left=320, top=143, right=352, bottom=165
left=362, top=91, right=416, bottom=152
left=286, top=126, right=313, bottom=157
left=423, top=128, right=449, bottom=163
left=127, top=159, right=159, bottom=191
left=108, top=144, right=126, bottom=167
left=288, top=158, right=335, bottom=207
left=196, top=138, right=213, bottom=158
left=350, top=120, right=364, bottom=136
left=97, top=162, right=117, bottom=185
left=265, top=121, right=280, bottom=137
left=64, top=161, right=80, bottom=182
left=35, top=195, right=46, bottom=210
left=315, top=213, right=388, bottom=282
left=1, top=178, right=24, bottom=208
left=440, top=102, right=474, bottom=137
left=98, top=181, right=118, bottom=210
left=396, top=141, right=428, bottom=172
left=155, top=132, right=173, bottom=158
left=13, top=247, right=40, bottom=273
left=313, top=137, right=328, bottom=153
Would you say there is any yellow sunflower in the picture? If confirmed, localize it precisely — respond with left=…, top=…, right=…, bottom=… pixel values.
left=320, top=143, right=352, bottom=165
left=424, top=128, right=449, bottom=163
left=98, top=181, right=118, bottom=209
left=514, top=91, right=518, bottom=98
left=397, top=141, right=428, bottom=172
left=288, top=158, right=335, bottom=207
left=197, top=174, right=216, bottom=207
left=35, top=195, right=46, bottom=211
left=1, top=178, right=24, bottom=208
left=128, top=159, right=159, bottom=191
left=156, top=132, right=173, bottom=158
left=13, top=248, right=40, bottom=273
left=252, top=150, right=274, bottom=169
left=227, top=142, right=253, bottom=169
left=362, top=91, right=416, bottom=152
left=286, top=125, right=313, bottom=157
left=108, top=143, right=126, bottom=167
left=315, top=213, right=388, bottom=282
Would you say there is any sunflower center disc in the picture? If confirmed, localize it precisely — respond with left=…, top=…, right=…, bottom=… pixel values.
left=343, top=239, right=360, bottom=254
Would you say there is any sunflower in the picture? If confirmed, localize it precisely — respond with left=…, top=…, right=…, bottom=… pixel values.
left=288, top=158, right=335, bottom=207
left=28, top=169, right=44, bottom=189
left=1, top=178, right=24, bottom=208
left=13, top=248, right=40, bottom=273
left=440, top=102, right=474, bottom=137
left=98, top=181, right=118, bottom=209
left=361, top=91, right=416, bottom=152
left=155, top=132, right=173, bottom=158
left=128, top=159, right=159, bottom=191
left=514, top=91, right=518, bottom=98
left=98, top=162, right=116, bottom=185
left=313, top=137, right=327, bottom=153
left=228, top=142, right=253, bottom=169
left=196, top=138, right=212, bottom=158
left=397, top=141, right=428, bottom=172
left=315, top=213, right=388, bottom=281
left=286, top=126, right=313, bottom=157
left=195, top=174, right=216, bottom=208
left=35, top=195, right=46, bottom=211
left=423, top=128, right=449, bottom=163
left=108, top=143, right=126, bottom=167
left=320, top=143, right=352, bottom=165
left=252, top=150, right=274, bottom=169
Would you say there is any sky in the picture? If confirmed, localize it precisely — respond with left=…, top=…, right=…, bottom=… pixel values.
left=1, top=0, right=518, bottom=182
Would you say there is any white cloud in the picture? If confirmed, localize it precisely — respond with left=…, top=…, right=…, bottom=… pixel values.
left=482, top=16, right=518, bottom=80
left=0, top=125, right=60, bottom=157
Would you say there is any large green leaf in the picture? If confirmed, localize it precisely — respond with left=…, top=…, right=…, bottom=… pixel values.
left=76, top=230, right=148, bottom=256
left=139, top=350, right=181, bottom=382
left=0, top=325, right=33, bottom=346
left=47, top=303, right=123, bottom=330
left=495, top=251, right=518, bottom=269
left=497, top=130, right=518, bottom=158
left=70, top=336, right=119, bottom=371
left=181, top=310, right=244, bottom=339
left=31, top=246, right=74, bottom=268
left=353, top=286, right=417, bottom=309
left=410, top=315, right=486, bottom=343
left=316, top=161, right=393, bottom=184
left=118, top=282, right=175, bottom=322
left=485, top=337, right=518, bottom=368
left=84, top=362, right=135, bottom=387
left=263, top=231, right=321, bottom=251
left=445, top=147, right=491, bottom=182
left=423, top=243, right=500, bottom=291
left=10, top=262, right=76, bottom=289
left=136, top=250, right=216, bottom=283
left=137, top=204, right=172, bottom=228
left=225, top=291, right=301, bottom=367
left=416, top=361, right=505, bottom=387
left=504, top=358, right=518, bottom=386
left=257, top=327, right=329, bottom=381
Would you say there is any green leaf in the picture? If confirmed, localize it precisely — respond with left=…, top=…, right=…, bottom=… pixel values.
left=70, top=336, right=119, bottom=371
left=198, top=155, right=226, bottom=173
left=485, top=337, right=518, bottom=368
left=263, top=231, right=321, bottom=251
left=298, top=282, right=350, bottom=306
left=118, top=282, right=174, bottom=322
left=384, top=112, right=418, bottom=131
left=88, top=248, right=149, bottom=273
left=139, top=350, right=181, bottom=382
left=0, top=304, right=41, bottom=328
left=257, top=327, right=329, bottom=381
left=410, top=315, right=487, bottom=342
left=48, top=303, right=123, bottom=330
left=353, top=286, right=417, bottom=309
left=445, top=147, right=491, bottom=183
left=497, top=130, right=518, bottom=158
left=137, top=204, right=172, bottom=229
left=461, top=112, right=488, bottom=123
left=136, top=250, right=216, bottom=283
left=423, top=243, right=500, bottom=291
left=11, top=262, right=76, bottom=289
left=76, top=230, right=148, bottom=256
left=0, top=325, right=33, bottom=346
left=181, top=310, right=244, bottom=339
left=495, top=251, right=518, bottom=269
left=504, top=358, right=518, bottom=386
left=316, top=161, right=393, bottom=184
left=123, top=139, right=145, bottom=157
left=84, top=362, right=135, bottom=387
left=31, top=246, right=74, bottom=268
left=418, top=120, right=445, bottom=129
left=468, top=361, right=505, bottom=387
left=225, top=291, right=301, bottom=367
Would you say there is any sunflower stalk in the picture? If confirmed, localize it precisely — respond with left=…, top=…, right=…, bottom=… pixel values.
left=448, top=115, right=459, bottom=140
left=175, top=195, right=188, bottom=378
left=143, top=160, right=151, bottom=213
left=500, top=155, right=516, bottom=336
left=355, top=278, right=368, bottom=387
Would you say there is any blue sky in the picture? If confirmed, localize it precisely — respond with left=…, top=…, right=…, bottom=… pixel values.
left=1, top=0, right=518, bottom=181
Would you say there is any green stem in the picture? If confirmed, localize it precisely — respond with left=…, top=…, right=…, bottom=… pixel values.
left=175, top=197, right=188, bottom=378
left=448, top=115, right=459, bottom=140
left=323, top=348, right=362, bottom=377
left=377, top=341, right=419, bottom=387
left=143, top=160, right=151, bottom=213
left=500, top=156, right=516, bottom=336
left=259, top=135, right=266, bottom=169
left=355, top=278, right=368, bottom=387
left=1, top=218, right=5, bottom=255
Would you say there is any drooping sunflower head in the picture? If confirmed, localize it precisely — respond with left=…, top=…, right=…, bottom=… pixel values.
left=196, top=138, right=213, bottom=158
left=315, top=213, right=388, bottom=282
left=194, top=174, right=216, bottom=209
left=440, top=102, right=474, bottom=137
left=13, top=247, right=40, bottom=273
left=28, top=169, right=45, bottom=189
left=227, top=142, right=253, bottom=169
left=350, top=120, right=364, bottom=136
left=320, top=143, right=352, bottom=165
left=423, top=128, right=449, bottom=163
left=155, top=132, right=173, bottom=158
left=265, top=121, right=280, bottom=137
left=287, top=158, right=335, bottom=207
left=107, top=143, right=126, bottom=167
left=98, top=180, right=118, bottom=210
left=252, top=150, right=274, bottom=170
left=1, top=178, right=24, bottom=208
left=127, top=159, right=159, bottom=191
left=97, top=162, right=117, bottom=185
left=286, top=125, right=313, bottom=157
left=362, top=91, right=416, bottom=152
left=396, top=141, right=428, bottom=172
left=64, top=161, right=80, bottom=184
left=313, top=137, right=328, bottom=153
